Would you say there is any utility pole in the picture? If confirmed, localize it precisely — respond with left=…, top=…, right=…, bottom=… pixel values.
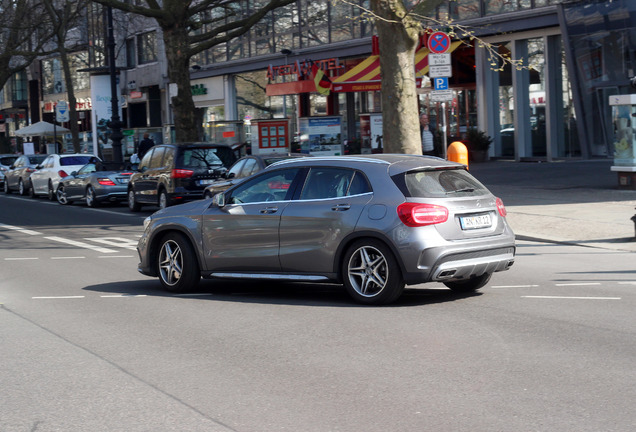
left=106, top=6, right=123, bottom=163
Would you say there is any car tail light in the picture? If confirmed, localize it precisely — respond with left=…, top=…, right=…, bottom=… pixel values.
left=171, top=169, right=194, bottom=179
left=58, top=170, right=68, bottom=178
left=97, top=178, right=116, bottom=186
left=495, top=197, right=507, bottom=217
left=397, top=202, right=448, bottom=227
left=26, top=168, right=36, bottom=173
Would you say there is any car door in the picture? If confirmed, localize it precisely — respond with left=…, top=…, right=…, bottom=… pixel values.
left=65, top=164, right=95, bottom=199
left=278, top=167, right=373, bottom=273
left=201, top=167, right=300, bottom=272
left=134, top=146, right=166, bottom=203
left=30, top=155, right=53, bottom=194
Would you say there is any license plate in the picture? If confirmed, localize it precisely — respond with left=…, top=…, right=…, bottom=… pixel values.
left=118, top=178, right=129, bottom=184
left=459, top=213, right=492, bottom=230
left=199, top=179, right=215, bottom=185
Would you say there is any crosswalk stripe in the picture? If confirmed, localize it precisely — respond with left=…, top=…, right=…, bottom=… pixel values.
left=44, top=236, right=118, bottom=253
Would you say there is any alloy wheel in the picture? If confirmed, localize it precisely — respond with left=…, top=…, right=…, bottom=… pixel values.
left=159, top=239, right=183, bottom=287
left=347, top=245, right=389, bottom=298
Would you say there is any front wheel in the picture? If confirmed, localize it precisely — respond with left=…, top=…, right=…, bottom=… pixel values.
left=342, top=239, right=404, bottom=305
left=47, top=181, right=55, bottom=201
left=29, top=181, right=36, bottom=198
left=3, top=180, right=10, bottom=194
left=158, top=189, right=170, bottom=209
left=128, top=189, right=141, bottom=212
left=157, top=232, right=200, bottom=293
left=18, top=179, right=26, bottom=196
left=443, top=273, right=492, bottom=293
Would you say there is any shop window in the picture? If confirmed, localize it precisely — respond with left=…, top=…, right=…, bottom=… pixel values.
left=450, top=0, right=481, bottom=20
left=486, top=0, right=516, bottom=15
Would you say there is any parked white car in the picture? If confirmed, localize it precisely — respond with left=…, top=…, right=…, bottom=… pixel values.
left=29, top=154, right=97, bottom=200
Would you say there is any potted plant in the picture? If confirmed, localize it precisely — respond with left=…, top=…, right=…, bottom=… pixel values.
left=465, top=128, right=493, bottom=162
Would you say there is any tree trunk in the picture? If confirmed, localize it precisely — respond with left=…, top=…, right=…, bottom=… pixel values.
left=163, top=27, right=199, bottom=142
left=371, top=0, right=421, bottom=155
left=59, top=45, right=81, bottom=152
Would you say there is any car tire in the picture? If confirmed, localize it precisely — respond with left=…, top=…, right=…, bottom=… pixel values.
left=342, top=239, right=404, bottom=305
left=443, top=273, right=492, bottom=293
left=56, top=185, right=70, bottom=205
left=157, top=232, right=200, bottom=293
left=158, top=189, right=170, bottom=209
left=47, top=181, right=55, bottom=201
left=86, top=186, right=98, bottom=208
left=18, top=179, right=26, bottom=196
left=3, top=180, right=10, bottom=194
left=29, top=181, right=36, bottom=198
left=128, top=189, right=141, bottom=212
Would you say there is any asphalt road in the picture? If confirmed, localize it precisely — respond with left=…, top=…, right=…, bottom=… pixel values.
left=1, top=193, right=635, bottom=431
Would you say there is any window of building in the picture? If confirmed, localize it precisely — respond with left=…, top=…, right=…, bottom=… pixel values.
left=126, top=38, right=136, bottom=67
left=11, top=71, right=28, bottom=101
left=137, top=31, right=157, bottom=64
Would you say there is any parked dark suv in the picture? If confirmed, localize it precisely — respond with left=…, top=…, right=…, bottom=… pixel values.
left=127, top=143, right=237, bottom=211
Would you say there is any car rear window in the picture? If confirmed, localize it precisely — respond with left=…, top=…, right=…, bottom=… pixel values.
left=0, top=156, right=18, bottom=166
left=60, top=156, right=93, bottom=166
left=180, top=148, right=224, bottom=168
left=401, top=168, right=489, bottom=198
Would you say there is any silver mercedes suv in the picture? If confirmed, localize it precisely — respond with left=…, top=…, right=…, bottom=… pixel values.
left=137, top=154, right=515, bottom=305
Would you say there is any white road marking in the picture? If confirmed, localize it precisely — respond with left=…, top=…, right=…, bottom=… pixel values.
left=0, top=223, right=42, bottom=236
left=618, top=281, right=636, bottom=285
left=555, top=282, right=601, bottom=286
left=45, top=236, right=117, bottom=253
left=491, top=285, right=539, bottom=288
left=85, top=237, right=138, bottom=250
left=522, top=296, right=621, bottom=300
left=51, top=256, right=86, bottom=260
left=100, top=294, right=147, bottom=298
left=98, top=255, right=135, bottom=258
left=4, top=257, right=39, bottom=261
left=32, top=296, right=85, bottom=299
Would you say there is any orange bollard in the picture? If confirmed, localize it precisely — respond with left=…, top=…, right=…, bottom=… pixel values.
left=447, top=141, right=469, bottom=169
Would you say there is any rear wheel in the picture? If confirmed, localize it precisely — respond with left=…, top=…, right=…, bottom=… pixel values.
left=443, top=273, right=492, bottom=293
left=158, top=189, right=170, bottom=209
left=47, top=181, right=55, bottom=201
left=29, top=181, right=36, bottom=198
left=343, top=239, right=404, bottom=305
left=157, top=232, right=200, bottom=293
left=128, top=189, right=141, bottom=212
left=3, top=180, right=10, bottom=194
left=86, top=186, right=98, bottom=208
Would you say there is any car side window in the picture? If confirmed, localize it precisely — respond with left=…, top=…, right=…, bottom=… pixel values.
left=43, top=156, right=53, bottom=168
left=300, top=168, right=358, bottom=200
left=148, top=147, right=166, bottom=169
left=241, top=158, right=259, bottom=177
left=163, top=147, right=175, bottom=168
left=139, top=148, right=154, bottom=170
left=228, top=159, right=246, bottom=178
left=228, top=168, right=299, bottom=204
left=78, top=164, right=96, bottom=175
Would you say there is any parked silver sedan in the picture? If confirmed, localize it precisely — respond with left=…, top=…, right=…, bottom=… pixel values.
left=137, top=154, right=516, bottom=305
left=3, top=154, right=47, bottom=195
left=56, top=161, right=133, bottom=207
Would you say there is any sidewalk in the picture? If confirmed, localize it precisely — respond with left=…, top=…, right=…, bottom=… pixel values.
left=468, top=159, right=636, bottom=253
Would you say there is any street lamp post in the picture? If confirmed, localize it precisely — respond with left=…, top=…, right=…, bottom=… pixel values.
left=106, top=6, right=123, bottom=163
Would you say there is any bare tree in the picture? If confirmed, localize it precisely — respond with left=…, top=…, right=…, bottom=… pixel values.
left=42, top=0, right=88, bottom=152
left=91, top=0, right=296, bottom=142
left=0, top=0, right=53, bottom=93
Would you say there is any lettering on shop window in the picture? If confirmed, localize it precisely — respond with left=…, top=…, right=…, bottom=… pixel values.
left=267, top=58, right=343, bottom=81
left=191, top=84, right=208, bottom=96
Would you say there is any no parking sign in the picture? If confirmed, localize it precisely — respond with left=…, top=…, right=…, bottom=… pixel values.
left=427, top=31, right=451, bottom=54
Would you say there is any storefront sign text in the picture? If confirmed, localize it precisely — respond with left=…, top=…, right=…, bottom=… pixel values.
left=268, top=58, right=343, bottom=81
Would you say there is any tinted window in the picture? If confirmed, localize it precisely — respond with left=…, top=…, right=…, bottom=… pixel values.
left=300, top=168, right=358, bottom=200
left=60, top=156, right=93, bottom=166
left=0, top=156, right=17, bottom=166
left=229, top=168, right=299, bottom=204
left=402, top=169, right=489, bottom=198
left=180, top=148, right=223, bottom=168
left=28, top=155, right=47, bottom=164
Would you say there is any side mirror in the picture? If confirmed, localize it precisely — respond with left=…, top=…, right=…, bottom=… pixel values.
left=212, top=192, right=225, bottom=208
left=70, top=171, right=78, bottom=176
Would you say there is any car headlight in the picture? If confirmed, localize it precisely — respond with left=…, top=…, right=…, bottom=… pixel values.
left=143, top=216, right=152, bottom=230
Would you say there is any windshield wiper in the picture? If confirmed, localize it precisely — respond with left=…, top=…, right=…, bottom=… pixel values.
left=446, top=188, right=475, bottom=194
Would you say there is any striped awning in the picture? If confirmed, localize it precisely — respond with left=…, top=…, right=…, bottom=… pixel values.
left=332, top=40, right=462, bottom=93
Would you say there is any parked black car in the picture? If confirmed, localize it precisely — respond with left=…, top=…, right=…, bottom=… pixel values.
left=127, top=142, right=237, bottom=211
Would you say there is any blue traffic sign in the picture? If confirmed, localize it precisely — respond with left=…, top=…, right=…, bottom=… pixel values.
left=428, top=31, right=451, bottom=54
left=434, top=77, right=449, bottom=90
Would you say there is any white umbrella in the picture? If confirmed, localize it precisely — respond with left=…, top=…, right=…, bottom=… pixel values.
left=14, top=121, right=70, bottom=137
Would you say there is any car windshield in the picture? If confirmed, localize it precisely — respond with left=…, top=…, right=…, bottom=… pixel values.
left=181, top=148, right=224, bottom=168
left=402, top=168, right=489, bottom=198
left=28, top=155, right=47, bottom=164
left=60, top=156, right=93, bottom=166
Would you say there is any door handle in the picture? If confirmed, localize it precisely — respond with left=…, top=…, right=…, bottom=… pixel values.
left=260, top=207, right=279, bottom=214
left=331, top=204, right=351, bottom=211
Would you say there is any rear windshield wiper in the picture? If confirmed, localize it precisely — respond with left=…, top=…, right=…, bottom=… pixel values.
left=446, top=188, right=475, bottom=194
